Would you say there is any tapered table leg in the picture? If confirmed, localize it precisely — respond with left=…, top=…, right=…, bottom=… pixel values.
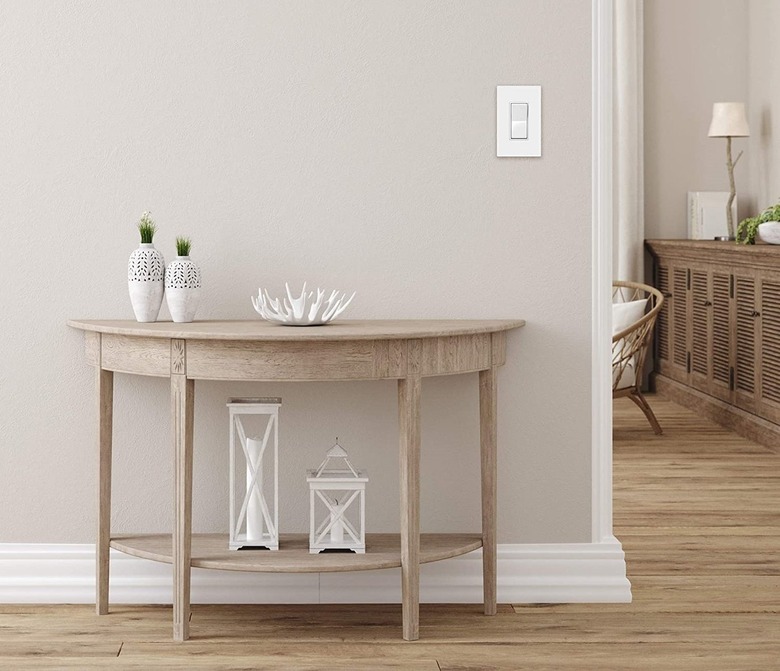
left=96, top=367, right=114, bottom=615
left=479, top=367, right=498, bottom=616
left=398, top=375, right=421, bottom=641
left=171, top=372, right=194, bottom=642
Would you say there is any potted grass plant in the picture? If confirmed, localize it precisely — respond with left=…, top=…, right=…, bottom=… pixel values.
left=127, top=212, right=165, bottom=322
left=165, top=236, right=202, bottom=323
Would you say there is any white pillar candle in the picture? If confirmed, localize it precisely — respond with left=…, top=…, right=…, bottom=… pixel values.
left=246, top=437, right=263, bottom=542
left=330, top=500, right=345, bottom=544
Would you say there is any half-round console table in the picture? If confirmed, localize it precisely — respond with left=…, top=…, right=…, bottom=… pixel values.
left=67, top=319, right=524, bottom=642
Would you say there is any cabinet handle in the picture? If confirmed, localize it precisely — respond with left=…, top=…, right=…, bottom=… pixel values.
left=663, top=292, right=673, bottom=298
left=752, top=310, right=761, bottom=318
left=702, top=300, right=712, bottom=307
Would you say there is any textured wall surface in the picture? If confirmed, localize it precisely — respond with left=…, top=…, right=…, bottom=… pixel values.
left=0, top=1, right=592, bottom=544
left=747, top=0, right=780, bottom=211
left=644, top=0, right=751, bottom=239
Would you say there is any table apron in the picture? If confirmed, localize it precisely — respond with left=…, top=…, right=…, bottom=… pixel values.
left=92, top=332, right=504, bottom=380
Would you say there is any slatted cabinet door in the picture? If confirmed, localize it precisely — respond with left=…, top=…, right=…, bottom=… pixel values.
left=711, top=270, right=733, bottom=403
left=759, top=273, right=780, bottom=423
left=668, top=265, right=691, bottom=385
left=689, top=266, right=711, bottom=394
left=654, top=264, right=673, bottom=375
left=734, top=271, right=759, bottom=414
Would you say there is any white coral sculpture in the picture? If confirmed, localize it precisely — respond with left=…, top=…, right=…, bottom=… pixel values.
left=252, top=282, right=356, bottom=326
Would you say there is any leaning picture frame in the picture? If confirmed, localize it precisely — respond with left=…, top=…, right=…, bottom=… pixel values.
left=688, top=191, right=737, bottom=240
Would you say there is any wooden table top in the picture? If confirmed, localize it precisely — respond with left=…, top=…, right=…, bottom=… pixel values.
left=67, top=319, right=525, bottom=341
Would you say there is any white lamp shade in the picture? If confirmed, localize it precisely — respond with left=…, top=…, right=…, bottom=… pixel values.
left=708, top=102, right=750, bottom=137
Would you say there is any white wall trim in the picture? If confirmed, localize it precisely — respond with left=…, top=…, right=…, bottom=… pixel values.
left=0, top=541, right=630, bottom=605
left=592, top=0, right=615, bottom=545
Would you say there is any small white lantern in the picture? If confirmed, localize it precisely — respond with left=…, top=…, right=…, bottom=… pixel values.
left=307, top=441, right=368, bottom=554
left=227, top=398, right=280, bottom=551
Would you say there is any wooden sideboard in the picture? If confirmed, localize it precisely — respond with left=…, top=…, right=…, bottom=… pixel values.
left=646, top=240, right=780, bottom=448
left=67, top=319, right=524, bottom=642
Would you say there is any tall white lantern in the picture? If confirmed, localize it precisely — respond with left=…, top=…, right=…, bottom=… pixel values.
left=227, top=398, right=280, bottom=551
left=308, top=441, right=368, bottom=554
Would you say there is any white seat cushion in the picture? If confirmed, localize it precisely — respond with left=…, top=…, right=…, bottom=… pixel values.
left=612, top=297, right=647, bottom=390
left=613, top=358, right=636, bottom=389
left=612, top=298, right=648, bottom=336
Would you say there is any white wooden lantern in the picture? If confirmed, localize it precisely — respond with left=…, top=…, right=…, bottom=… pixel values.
left=228, top=398, right=280, bottom=551
left=307, top=441, right=368, bottom=554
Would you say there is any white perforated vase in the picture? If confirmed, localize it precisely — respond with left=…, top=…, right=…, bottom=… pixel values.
left=128, top=243, right=165, bottom=323
left=165, top=256, right=202, bottom=323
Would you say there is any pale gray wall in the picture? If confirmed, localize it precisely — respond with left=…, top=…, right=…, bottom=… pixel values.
left=747, top=0, right=780, bottom=209
left=644, top=0, right=751, bottom=239
left=0, top=1, right=592, bottom=544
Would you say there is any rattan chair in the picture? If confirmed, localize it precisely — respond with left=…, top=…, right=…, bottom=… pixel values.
left=613, top=280, right=664, bottom=435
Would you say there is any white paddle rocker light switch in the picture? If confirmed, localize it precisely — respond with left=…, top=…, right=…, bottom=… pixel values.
left=510, top=103, right=528, bottom=139
left=497, top=85, right=541, bottom=157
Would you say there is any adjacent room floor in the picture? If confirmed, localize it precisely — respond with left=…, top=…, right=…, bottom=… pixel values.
left=1, top=396, right=778, bottom=670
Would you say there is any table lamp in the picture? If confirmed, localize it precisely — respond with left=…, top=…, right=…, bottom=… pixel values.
left=708, top=102, right=750, bottom=239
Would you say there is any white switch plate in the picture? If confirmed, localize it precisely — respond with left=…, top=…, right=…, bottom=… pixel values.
left=497, top=85, right=541, bottom=157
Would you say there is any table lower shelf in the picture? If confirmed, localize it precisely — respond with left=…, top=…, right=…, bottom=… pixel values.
left=110, top=533, right=482, bottom=573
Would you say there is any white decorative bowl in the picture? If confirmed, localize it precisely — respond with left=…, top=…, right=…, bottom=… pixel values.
left=758, top=221, right=780, bottom=245
left=252, top=283, right=355, bottom=326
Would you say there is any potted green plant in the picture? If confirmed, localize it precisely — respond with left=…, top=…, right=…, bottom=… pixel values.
left=165, top=236, right=202, bottom=323
left=737, top=201, right=780, bottom=245
left=128, top=212, right=165, bottom=322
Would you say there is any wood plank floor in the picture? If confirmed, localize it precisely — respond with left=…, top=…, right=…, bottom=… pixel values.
left=2, top=396, right=779, bottom=669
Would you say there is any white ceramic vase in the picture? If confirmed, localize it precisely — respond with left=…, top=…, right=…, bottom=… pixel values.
left=758, top=221, right=780, bottom=245
left=165, top=256, right=202, bottom=323
left=128, top=243, right=165, bottom=322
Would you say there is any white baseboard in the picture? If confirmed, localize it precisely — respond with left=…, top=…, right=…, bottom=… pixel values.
left=0, top=538, right=631, bottom=604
